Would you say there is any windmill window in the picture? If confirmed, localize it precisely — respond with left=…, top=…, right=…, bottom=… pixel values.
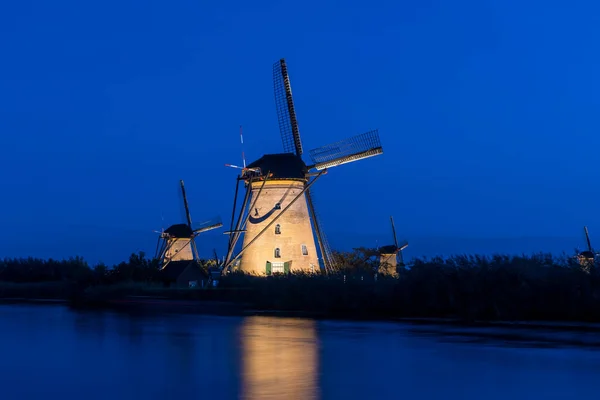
left=275, top=202, right=281, bottom=210
left=301, top=244, right=308, bottom=256
left=272, top=262, right=284, bottom=274
left=274, top=248, right=281, bottom=258
left=275, top=224, right=281, bottom=234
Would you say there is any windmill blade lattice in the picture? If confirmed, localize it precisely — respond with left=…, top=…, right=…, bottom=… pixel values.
left=390, top=216, right=399, bottom=249
left=273, top=58, right=303, bottom=156
left=309, top=129, right=383, bottom=170
left=193, top=216, right=223, bottom=234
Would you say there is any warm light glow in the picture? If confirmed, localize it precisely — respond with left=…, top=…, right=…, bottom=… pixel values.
left=240, top=316, right=318, bottom=400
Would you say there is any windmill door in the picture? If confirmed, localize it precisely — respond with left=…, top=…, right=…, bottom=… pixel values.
left=265, top=261, right=272, bottom=276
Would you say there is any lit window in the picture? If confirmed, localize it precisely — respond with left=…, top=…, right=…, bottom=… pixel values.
left=301, top=244, right=308, bottom=256
left=274, top=248, right=281, bottom=258
left=275, top=202, right=281, bottom=210
left=272, top=262, right=284, bottom=273
left=275, top=224, right=281, bottom=234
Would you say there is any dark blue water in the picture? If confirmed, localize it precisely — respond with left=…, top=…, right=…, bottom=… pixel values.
left=0, top=304, right=598, bottom=399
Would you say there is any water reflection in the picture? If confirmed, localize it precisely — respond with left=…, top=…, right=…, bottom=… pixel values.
left=239, top=316, right=319, bottom=400
left=2, top=305, right=600, bottom=400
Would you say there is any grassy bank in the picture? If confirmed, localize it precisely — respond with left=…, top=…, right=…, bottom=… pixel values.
left=0, top=281, right=76, bottom=300
left=2, top=252, right=600, bottom=324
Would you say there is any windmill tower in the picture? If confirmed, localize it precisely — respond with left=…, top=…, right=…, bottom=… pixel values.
left=378, top=216, right=409, bottom=275
left=155, top=180, right=223, bottom=270
left=224, top=58, right=384, bottom=276
left=577, top=226, right=597, bottom=273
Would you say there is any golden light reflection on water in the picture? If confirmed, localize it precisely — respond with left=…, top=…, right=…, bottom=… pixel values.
left=240, top=316, right=319, bottom=400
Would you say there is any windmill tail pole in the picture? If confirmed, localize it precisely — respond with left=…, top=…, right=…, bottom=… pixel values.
left=239, top=171, right=271, bottom=232
left=224, top=178, right=252, bottom=269
left=225, top=169, right=326, bottom=270
left=227, top=177, right=241, bottom=252
left=160, top=239, right=177, bottom=270
left=154, top=235, right=162, bottom=260
left=223, top=172, right=271, bottom=271
left=180, top=180, right=193, bottom=228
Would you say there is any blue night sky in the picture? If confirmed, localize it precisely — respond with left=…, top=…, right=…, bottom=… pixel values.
left=1, top=0, right=599, bottom=265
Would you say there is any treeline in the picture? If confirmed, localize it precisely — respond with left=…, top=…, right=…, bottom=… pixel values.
left=0, top=252, right=161, bottom=286
left=220, top=252, right=600, bottom=322
left=2, top=250, right=600, bottom=322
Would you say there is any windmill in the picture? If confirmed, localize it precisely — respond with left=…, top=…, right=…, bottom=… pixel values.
left=377, top=216, right=409, bottom=275
left=155, top=180, right=223, bottom=270
left=577, top=226, right=598, bottom=272
left=223, top=58, right=383, bottom=276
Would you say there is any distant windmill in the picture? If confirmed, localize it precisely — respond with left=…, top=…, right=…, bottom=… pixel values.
left=223, top=58, right=383, bottom=276
left=155, top=180, right=223, bottom=270
left=378, top=216, right=408, bottom=275
left=577, top=226, right=598, bottom=272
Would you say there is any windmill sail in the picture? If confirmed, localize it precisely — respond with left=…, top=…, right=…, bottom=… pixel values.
left=180, top=180, right=193, bottom=228
left=230, top=58, right=384, bottom=276
left=193, top=216, right=223, bottom=234
left=308, top=129, right=383, bottom=170
left=273, top=58, right=303, bottom=156
left=390, top=216, right=398, bottom=249
left=585, top=226, right=593, bottom=252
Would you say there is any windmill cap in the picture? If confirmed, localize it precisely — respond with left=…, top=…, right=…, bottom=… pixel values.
left=579, top=250, right=595, bottom=258
left=378, top=244, right=399, bottom=254
left=164, top=223, right=194, bottom=238
left=246, top=153, right=308, bottom=179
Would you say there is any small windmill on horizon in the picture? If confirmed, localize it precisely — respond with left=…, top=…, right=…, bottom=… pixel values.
left=378, top=216, right=409, bottom=275
left=154, top=180, right=223, bottom=270
left=577, top=226, right=598, bottom=273
left=223, top=58, right=384, bottom=276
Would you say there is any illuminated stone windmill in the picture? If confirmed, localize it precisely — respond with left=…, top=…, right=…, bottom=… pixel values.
left=577, top=226, right=598, bottom=273
left=378, top=216, right=408, bottom=275
left=155, top=180, right=222, bottom=270
left=223, top=58, right=384, bottom=275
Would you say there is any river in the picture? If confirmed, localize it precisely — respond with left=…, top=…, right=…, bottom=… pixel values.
left=0, top=304, right=598, bottom=399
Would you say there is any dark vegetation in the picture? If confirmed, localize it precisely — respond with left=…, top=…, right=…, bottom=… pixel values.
left=0, top=253, right=161, bottom=300
left=1, top=250, right=600, bottom=323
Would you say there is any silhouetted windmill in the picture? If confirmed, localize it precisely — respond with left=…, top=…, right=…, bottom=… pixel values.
left=223, top=58, right=383, bottom=275
left=378, top=216, right=408, bottom=275
left=155, top=180, right=223, bottom=270
left=577, top=226, right=598, bottom=272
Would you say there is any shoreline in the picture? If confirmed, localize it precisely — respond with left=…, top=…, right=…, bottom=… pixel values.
left=4, top=296, right=600, bottom=336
